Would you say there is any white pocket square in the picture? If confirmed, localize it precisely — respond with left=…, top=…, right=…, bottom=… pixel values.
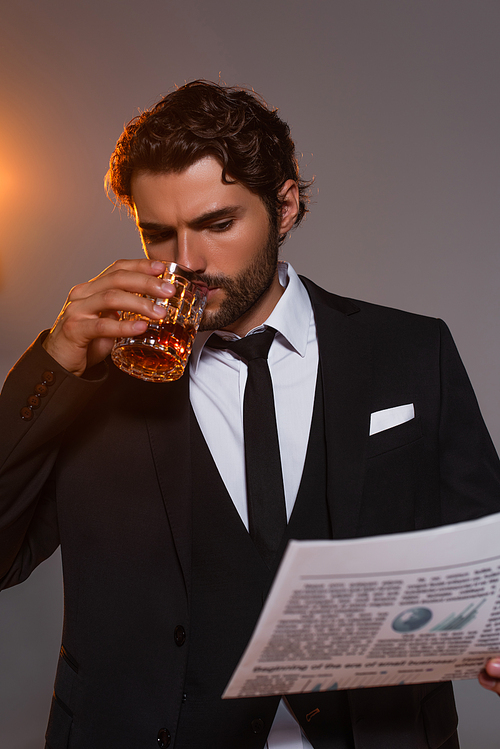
left=369, top=404, right=415, bottom=436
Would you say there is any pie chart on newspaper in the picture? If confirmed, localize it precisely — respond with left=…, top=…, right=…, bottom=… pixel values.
left=392, top=607, right=433, bottom=632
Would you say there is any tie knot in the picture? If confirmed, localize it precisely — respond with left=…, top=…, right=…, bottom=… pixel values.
left=207, top=327, right=276, bottom=362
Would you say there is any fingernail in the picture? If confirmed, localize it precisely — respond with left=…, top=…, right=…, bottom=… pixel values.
left=160, top=282, right=175, bottom=294
left=153, top=304, right=165, bottom=315
left=151, top=261, right=165, bottom=272
left=132, top=320, right=147, bottom=331
left=487, top=660, right=500, bottom=677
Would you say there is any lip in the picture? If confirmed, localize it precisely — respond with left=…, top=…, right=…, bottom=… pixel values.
left=207, top=287, right=220, bottom=301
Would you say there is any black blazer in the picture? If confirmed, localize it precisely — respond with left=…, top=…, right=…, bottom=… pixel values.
left=1, top=277, right=499, bottom=748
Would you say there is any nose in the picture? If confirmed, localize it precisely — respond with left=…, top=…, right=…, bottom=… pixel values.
left=174, top=230, right=206, bottom=274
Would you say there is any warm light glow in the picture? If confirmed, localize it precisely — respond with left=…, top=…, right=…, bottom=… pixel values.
left=0, top=142, right=25, bottom=220
left=0, top=166, right=13, bottom=203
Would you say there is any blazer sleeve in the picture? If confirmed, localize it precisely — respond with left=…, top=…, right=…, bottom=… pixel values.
left=0, top=333, right=107, bottom=588
left=437, top=318, right=500, bottom=523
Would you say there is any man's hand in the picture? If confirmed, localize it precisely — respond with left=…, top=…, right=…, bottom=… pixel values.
left=478, top=659, right=500, bottom=695
left=43, top=259, right=175, bottom=376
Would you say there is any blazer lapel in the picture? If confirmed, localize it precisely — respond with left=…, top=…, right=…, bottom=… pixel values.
left=301, top=277, right=372, bottom=539
left=143, top=370, right=192, bottom=596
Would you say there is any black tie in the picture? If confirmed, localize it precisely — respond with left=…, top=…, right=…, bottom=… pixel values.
left=207, top=328, right=286, bottom=566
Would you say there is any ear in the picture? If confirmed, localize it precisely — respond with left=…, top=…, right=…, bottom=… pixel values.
left=277, top=180, right=300, bottom=235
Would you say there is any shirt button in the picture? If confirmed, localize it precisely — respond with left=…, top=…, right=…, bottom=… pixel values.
left=27, top=394, right=41, bottom=409
left=34, top=383, right=49, bottom=397
left=157, top=728, right=171, bottom=747
left=20, top=406, right=33, bottom=421
left=251, top=718, right=265, bottom=734
left=174, top=625, right=186, bottom=646
left=42, top=370, right=56, bottom=385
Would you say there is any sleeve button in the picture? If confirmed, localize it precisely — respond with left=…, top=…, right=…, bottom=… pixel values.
left=20, top=407, right=34, bottom=420
left=27, top=394, right=41, bottom=409
left=34, top=383, right=49, bottom=397
left=42, top=370, right=56, bottom=385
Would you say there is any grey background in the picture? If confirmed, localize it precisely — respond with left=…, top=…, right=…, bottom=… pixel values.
left=1, top=0, right=499, bottom=746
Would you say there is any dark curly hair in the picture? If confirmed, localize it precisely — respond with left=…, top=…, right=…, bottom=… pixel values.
left=106, top=80, right=311, bottom=237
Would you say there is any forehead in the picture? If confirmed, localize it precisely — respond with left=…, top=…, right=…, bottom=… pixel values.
left=131, top=156, right=264, bottom=222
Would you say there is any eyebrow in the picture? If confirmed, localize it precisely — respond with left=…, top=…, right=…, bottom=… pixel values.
left=138, top=205, right=243, bottom=233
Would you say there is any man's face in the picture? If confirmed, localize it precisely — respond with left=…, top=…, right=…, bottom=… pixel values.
left=131, top=156, right=284, bottom=334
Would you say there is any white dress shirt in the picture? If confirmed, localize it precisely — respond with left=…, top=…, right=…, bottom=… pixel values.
left=190, top=262, right=319, bottom=749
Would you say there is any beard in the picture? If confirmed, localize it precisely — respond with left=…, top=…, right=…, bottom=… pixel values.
left=198, top=225, right=280, bottom=332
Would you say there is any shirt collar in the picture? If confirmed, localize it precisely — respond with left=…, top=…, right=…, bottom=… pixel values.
left=190, top=262, right=312, bottom=372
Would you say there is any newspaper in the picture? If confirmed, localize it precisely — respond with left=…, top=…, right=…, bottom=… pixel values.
left=223, top=512, right=500, bottom=699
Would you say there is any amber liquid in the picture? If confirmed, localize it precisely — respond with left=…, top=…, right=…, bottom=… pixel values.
left=112, top=320, right=196, bottom=382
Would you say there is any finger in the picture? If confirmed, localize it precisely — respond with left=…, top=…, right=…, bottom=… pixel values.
left=98, top=258, right=166, bottom=279
left=89, top=316, right=151, bottom=341
left=478, top=670, right=500, bottom=693
left=52, top=315, right=149, bottom=354
left=478, top=659, right=500, bottom=694
left=70, top=259, right=165, bottom=300
left=486, top=658, right=500, bottom=677
left=92, top=287, right=174, bottom=320
left=68, top=266, right=175, bottom=304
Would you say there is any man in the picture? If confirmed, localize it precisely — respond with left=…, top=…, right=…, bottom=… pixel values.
left=1, top=80, right=500, bottom=749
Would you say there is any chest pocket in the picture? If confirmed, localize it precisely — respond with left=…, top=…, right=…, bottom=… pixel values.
left=368, top=416, right=422, bottom=458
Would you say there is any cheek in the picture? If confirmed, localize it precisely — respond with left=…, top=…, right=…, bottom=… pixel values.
left=207, top=228, right=268, bottom=272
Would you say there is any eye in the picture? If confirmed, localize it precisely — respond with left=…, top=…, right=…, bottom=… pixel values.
left=210, top=219, right=234, bottom=232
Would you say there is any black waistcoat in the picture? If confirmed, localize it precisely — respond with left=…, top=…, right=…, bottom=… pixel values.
left=175, top=377, right=354, bottom=749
